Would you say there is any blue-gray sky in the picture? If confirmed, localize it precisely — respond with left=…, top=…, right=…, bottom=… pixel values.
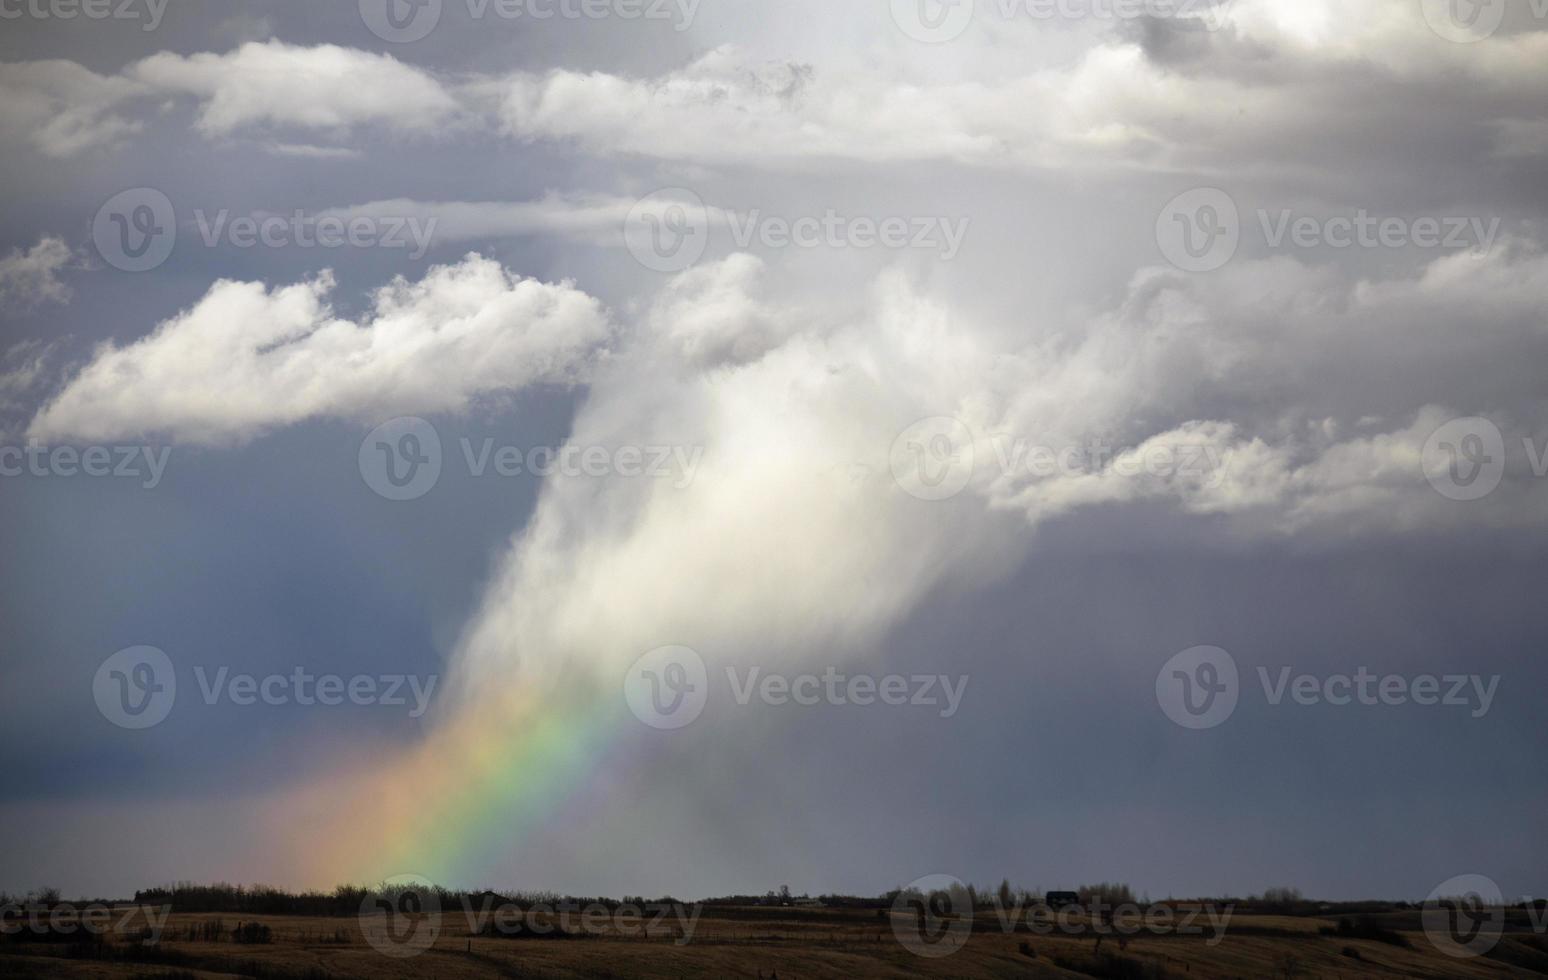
left=1, top=0, right=1546, bottom=903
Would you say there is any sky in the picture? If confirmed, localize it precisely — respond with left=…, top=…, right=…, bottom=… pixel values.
left=1, top=0, right=1546, bottom=904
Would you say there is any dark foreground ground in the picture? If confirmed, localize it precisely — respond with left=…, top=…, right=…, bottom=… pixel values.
left=4, top=904, right=1547, bottom=978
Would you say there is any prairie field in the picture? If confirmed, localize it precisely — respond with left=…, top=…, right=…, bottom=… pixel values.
left=4, top=904, right=1547, bottom=979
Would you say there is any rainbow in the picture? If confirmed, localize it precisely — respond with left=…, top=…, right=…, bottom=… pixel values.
left=290, top=676, right=633, bottom=889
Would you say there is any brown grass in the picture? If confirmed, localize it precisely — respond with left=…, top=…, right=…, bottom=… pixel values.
left=2, top=906, right=1542, bottom=978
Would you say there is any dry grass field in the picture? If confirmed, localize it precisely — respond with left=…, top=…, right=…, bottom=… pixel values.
left=4, top=903, right=1548, bottom=979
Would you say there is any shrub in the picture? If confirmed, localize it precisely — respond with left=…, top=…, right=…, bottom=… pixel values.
left=1334, top=917, right=1410, bottom=948
left=185, top=918, right=225, bottom=943
left=231, top=922, right=272, bottom=945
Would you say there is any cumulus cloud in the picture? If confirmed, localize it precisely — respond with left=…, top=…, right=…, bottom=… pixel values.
left=970, top=244, right=1548, bottom=532
left=129, top=41, right=463, bottom=139
left=5, top=0, right=1545, bottom=187
left=445, top=240, right=1548, bottom=701
left=28, top=255, right=611, bottom=446
left=1, top=41, right=462, bottom=157
left=645, top=253, right=797, bottom=369
left=448, top=257, right=1024, bottom=699
left=0, top=236, right=76, bottom=310
left=488, top=2, right=1548, bottom=187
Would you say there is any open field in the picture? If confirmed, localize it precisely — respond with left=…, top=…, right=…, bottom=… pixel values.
left=4, top=904, right=1547, bottom=979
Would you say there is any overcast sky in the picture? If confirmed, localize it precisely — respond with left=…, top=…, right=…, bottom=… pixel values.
left=1, top=0, right=1546, bottom=903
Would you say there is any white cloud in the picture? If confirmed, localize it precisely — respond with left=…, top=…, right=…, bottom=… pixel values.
left=129, top=41, right=462, bottom=139
left=971, top=244, right=1548, bottom=533
left=0, top=41, right=464, bottom=158
left=0, top=236, right=75, bottom=309
left=5, top=2, right=1545, bottom=181
left=449, top=258, right=1026, bottom=698
left=647, top=253, right=797, bottom=369
left=0, top=60, right=145, bottom=157
left=28, top=255, right=611, bottom=446
left=446, top=242, right=1548, bottom=698
left=488, top=4, right=1548, bottom=182
left=314, top=194, right=659, bottom=247
left=262, top=142, right=362, bottom=160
